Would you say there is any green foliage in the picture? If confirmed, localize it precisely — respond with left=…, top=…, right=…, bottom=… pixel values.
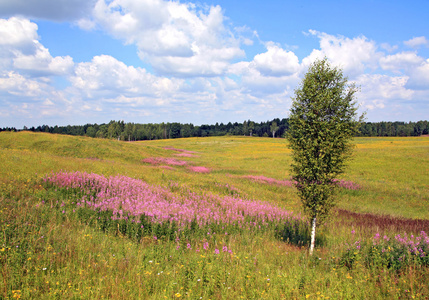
left=270, top=121, right=279, bottom=138
left=340, top=237, right=429, bottom=271
left=287, top=58, right=363, bottom=223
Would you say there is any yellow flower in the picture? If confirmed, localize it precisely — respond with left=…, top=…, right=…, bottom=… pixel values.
left=175, top=293, right=181, bottom=298
left=12, top=290, right=22, bottom=299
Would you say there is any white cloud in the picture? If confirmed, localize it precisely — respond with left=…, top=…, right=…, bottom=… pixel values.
left=72, top=55, right=168, bottom=97
left=225, top=42, right=301, bottom=99
left=380, top=52, right=429, bottom=89
left=0, top=17, right=77, bottom=127
left=0, top=17, right=38, bottom=48
left=304, top=30, right=381, bottom=77
left=13, top=44, right=74, bottom=76
left=404, top=36, right=428, bottom=48
left=75, top=18, right=96, bottom=31
left=0, top=0, right=97, bottom=21
left=0, top=17, right=74, bottom=77
left=0, top=71, right=43, bottom=97
left=380, top=51, right=423, bottom=72
left=1, top=7, right=428, bottom=127
left=380, top=43, right=398, bottom=53
left=407, top=59, right=429, bottom=90
left=252, top=42, right=300, bottom=76
left=240, top=67, right=297, bottom=97
left=354, top=74, right=414, bottom=110
left=87, top=0, right=245, bottom=77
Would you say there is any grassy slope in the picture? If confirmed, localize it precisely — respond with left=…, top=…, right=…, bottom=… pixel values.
left=1, top=132, right=428, bottom=218
left=139, top=134, right=429, bottom=219
left=1, top=132, right=428, bottom=299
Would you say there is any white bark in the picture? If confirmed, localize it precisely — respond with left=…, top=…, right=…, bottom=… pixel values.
left=309, top=216, right=317, bottom=255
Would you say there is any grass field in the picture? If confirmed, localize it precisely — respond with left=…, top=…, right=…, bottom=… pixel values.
left=1, top=131, right=428, bottom=299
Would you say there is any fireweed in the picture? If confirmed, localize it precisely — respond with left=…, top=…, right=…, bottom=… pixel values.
left=142, top=157, right=188, bottom=166
left=340, top=231, right=429, bottom=270
left=187, top=166, right=210, bottom=173
left=43, top=171, right=303, bottom=241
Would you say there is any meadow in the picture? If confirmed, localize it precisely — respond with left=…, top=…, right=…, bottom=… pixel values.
left=0, top=131, right=428, bottom=299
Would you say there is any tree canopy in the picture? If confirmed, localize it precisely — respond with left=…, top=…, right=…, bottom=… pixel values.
left=3, top=119, right=427, bottom=139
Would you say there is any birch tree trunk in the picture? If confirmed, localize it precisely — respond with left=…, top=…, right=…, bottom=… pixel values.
left=309, top=216, right=317, bottom=255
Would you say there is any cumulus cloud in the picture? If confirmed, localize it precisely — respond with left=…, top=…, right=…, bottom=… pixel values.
left=70, top=54, right=180, bottom=100
left=0, top=17, right=38, bottom=48
left=380, top=51, right=423, bottom=72
left=404, top=36, right=429, bottom=48
left=223, top=42, right=301, bottom=102
left=353, top=74, right=414, bottom=113
left=380, top=43, right=398, bottom=53
left=86, top=0, right=245, bottom=77
left=0, top=17, right=77, bottom=128
left=380, top=52, right=429, bottom=90
left=407, top=59, right=429, bottom=90
left=13, top=45, right=74, bottom=76
left=0, top=0, right=97, bottom=21
left=304, top=30, right=381, bottom=77
left=1, top=4, right=428, bottom=127
left=240, top=67, right=297, bottom=97
left=0, top=71, right=44, bottom=97
left=0, top=17, right=74, bottom=77
left=252, top=42, right=300, bottom=76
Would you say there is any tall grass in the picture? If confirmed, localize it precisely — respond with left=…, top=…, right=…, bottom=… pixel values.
left=1, top=132, right=428, bottom=299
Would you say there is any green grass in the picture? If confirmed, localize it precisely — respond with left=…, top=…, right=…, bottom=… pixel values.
left=1, top=132, right=428, bottom=299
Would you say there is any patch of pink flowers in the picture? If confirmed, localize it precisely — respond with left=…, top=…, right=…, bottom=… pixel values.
left=187, top=166, right=210, bottom=173
left=373, top=231, right=429, bottom=257
left=143, top=157, right=188, bottom=166
left=44, top=171, right=300, bottom=229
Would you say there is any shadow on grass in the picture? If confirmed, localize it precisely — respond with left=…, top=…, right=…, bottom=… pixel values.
left=275, top=219, right=326, bottom=248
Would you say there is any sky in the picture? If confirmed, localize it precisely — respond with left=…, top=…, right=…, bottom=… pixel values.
left=0, top=0, right=428, bottom=129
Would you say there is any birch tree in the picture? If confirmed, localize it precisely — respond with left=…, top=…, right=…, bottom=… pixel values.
left=270, top=121, right=279, bottom=138
left=287, top=58, right=363, bottom=255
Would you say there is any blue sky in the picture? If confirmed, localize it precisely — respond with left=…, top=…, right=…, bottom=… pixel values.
left=1, top=0, right=428, bottom=128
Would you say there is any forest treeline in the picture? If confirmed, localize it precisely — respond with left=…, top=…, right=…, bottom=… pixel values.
left=1, top=119, right=428, bottom=140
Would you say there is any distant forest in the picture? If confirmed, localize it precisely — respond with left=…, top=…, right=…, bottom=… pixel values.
left=1, top=119, right=428, bottom=141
